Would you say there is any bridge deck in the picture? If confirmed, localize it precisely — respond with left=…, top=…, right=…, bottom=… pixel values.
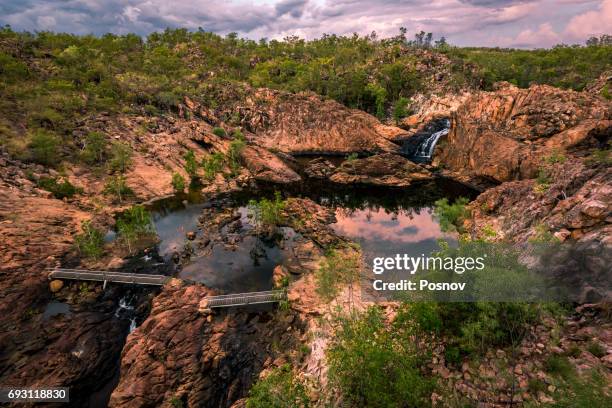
left=203, top=290, right=286, bottom=308
left=48, top=268, right=168, bottom=286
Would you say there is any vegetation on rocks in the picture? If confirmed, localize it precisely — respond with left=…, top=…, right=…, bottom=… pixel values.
left=433, top=197, right=469, bottom=232
left=74, top=220, right=105, bottom=259
left=248, top=191, right=286, bottom=231
left=37, top=176, right=82, bottom=199
left=171, top=172, right=186, bottom=192
left=246, top=364, right=310, bottom=408
left=116, top=205, right=156, bottom=254
left=327, top=306, right=434, bottom=407
left=104, top=174, right=133, bottom=203
left=1, top=26, right=609, bottom=169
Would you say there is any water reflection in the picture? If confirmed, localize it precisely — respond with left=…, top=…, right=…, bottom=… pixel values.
left=149, top=180, right=475, bottom=292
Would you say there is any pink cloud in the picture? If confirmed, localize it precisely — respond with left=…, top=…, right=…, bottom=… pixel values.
left=564, top=0, right=612, bottom=40
left=514, top=22, right=561, bottom=47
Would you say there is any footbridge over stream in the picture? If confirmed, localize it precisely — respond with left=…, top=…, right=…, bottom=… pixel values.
left=48, top=268, right=286, bottom=308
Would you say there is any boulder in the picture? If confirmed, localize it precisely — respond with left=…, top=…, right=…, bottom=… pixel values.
left=49, top=279, right=64, bottom=293
left=330, top=153, right=432, bottom=187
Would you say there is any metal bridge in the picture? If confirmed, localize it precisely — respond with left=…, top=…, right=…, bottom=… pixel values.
left=200, top=290, right=287, bottom=310
left=49, top=268, right=286, bottom=308
left=48, top=268, right=168, bottom=288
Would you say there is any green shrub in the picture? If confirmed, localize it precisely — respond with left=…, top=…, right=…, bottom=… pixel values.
left=545, top=355, right=574, bottom=379
left=37, top=176, right=82, bottom=199
left=534, top=167, right=551, bottom=193
left=246, top=364, right=310, bottom=408
left=550, top=369, right=612, bottom=408
left=233, top=129, right=245, bottom=141
left=544, top=149, right=566, bottom=164
left=201, top=152, right=225, bottom=180
left=212, top=127, right=226, bottom=137
left=228, top=138, right=246, bottom=174
left=587, top=148, right=611, bottom=165
left=171, top=172, right=186, bottom=192
left=104, top=175, right=133, bottom=203
left=116, top=205, right=156, bottom=254
left=433, top=197, right=470, bottom=232
left=346, top=152, right=359, bottom=162
left=392, top=97, right=410, bottom=124
left=74, top=220, right=105, bottom=259
left=248, top=191, right=286, bottom=231
left=601, top=84, right=611, bottom=100
left=183, top=150, right=199, bottom=179
left=586, top=341, right=606, bottom=358
left=315, top=249, right=361, bottom=303
left=108, top=142, right=132, bottom=173
left=29, top=130, right=60, bottom=166
left=81, top=131, right=108, bottom=164
left=327, top=307, right=434, bottom=407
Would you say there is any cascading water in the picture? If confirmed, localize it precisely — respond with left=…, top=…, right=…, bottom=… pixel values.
left=402, top=118, right=451, bottom=163
left=416, top=119, right=450, bottom=159
left=115, top=295, right=138, bottom=333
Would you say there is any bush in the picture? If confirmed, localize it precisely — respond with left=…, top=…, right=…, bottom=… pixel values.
left=534, top=168, right=552, bottom=193
left=433, top=197, right=469, bottom=232
left=587, top=148, right=611, bottom=165
left=183, top=150, right=199, bottom=179
left=37, top=176, right=82, bottom=199
left=327, top=307, right=434, bottom=407
left=233, top=129, right=245, bottom=141
left=544, top=355, right=574, bottom=379
left=104, top=175, right=133, bottom=203
left=108, top=142, right=132, bottom=173
left=315, top=248, right=361, bottom=303
left=544, top=149, right=566, bottom=164
left=228, top=138, right=246, bottom=174
left=550, top=369, right=612, bottom=408
left=248, top=191, right=286, bottom=231
left=212, top=127, right=226, bottom=137
left=246, top=364, right=310, bottom=408
left=81, top=131, right=108, bottom=164
left=171, top=172, right=186, bottom=192
left=201, top=152, right=225, bottom=180
left=586, top=341, right=606, bottom=358
left=74, top=220, right=105, bottom=259
left=29, top=130, right=60, bottom=166
left=392, top=97, right=410, bottom=124
left=116, top=205, right=156, bottom=254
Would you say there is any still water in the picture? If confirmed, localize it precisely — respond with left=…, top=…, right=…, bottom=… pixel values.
left=149, top=180, right=475, bottom=292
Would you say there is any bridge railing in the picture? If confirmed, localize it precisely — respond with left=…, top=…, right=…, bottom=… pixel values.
left=203, top=290, right=286, bottom=308
left=47, top=268, right=168, bottom=286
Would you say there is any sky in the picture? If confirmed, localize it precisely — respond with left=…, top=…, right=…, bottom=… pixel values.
left=1, top=0, right=611, bottom=48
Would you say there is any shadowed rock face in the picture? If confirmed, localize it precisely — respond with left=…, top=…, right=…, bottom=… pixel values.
left=435, top=83, right=612, bottom=183
left=108, top=283, right=306, bottom=407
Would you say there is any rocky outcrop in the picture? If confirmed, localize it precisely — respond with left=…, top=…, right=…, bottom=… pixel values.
left=109, top=280, right=306, bottom=408
left=186, top=89, right=404, bottom=155
left=329, top=153, right=432, bottom=187
left=399, top=92, right=471, bottom=134
left=467, top=160, right=611, bottom=245
left=97, top=114, right=300, bottom=187
left=435, top=83, right=611, bottom=183
left=0, top=161, right=134, bottom=406
left=303, top=158, right=337, bottom=179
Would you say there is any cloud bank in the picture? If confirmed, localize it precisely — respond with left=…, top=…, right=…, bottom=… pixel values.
left=0, top=0, right=609, bottom=48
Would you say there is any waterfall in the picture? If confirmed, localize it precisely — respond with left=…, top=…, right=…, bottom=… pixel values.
left=416, top=119, right=450, bottom=159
